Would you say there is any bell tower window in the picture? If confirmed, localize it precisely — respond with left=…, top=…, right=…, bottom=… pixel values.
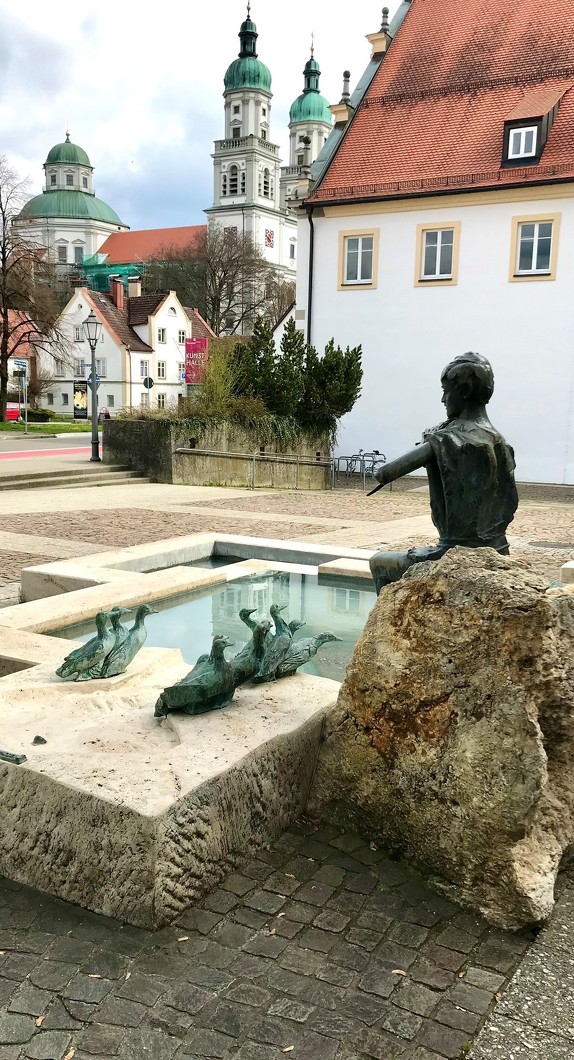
left=222, top=174, right=227, bottom=196
left=232, top=128, right=241, bottom=139
left=229, top=165, right=239, bottom=194
left=263, top=168, right=270, bottom=197
left=241, top=171, right=246, bottom=194
left=50, top=174, right=56, bottom=186
left=66, top=174, right=73, bottom=186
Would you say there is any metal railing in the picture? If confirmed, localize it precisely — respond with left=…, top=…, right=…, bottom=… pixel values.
left=335, top=450, right=386, bottom=490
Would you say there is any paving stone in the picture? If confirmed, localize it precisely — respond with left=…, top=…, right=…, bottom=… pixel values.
left=28, top=960, right=76, bottom=992
left=326, top=891, right=367, bottom=915
left=380, top=1004, right=423, bottom=1040
left=76, top=1023, right=126, bottom=1055
left=224, top=982, right=272, bottom=1008
left=435, top=927, right=478, bottom=954
left=313, top=910, right=350, bottom=933
left=279, top=944, right=326, bottom=976
left=187, top=966, right=235, bottom=993
left=339, top=992, right=389, bottom=1026
left=162, top=983, right=214, bottom=1015
left=416, top=1020, right=470, bottom=1058
left=312, top=866, right=347, bottom=888
left=274, top=831, right=302, bottom=852
left=61, top=998, right=97, bottom=1023
left=210, top=922, right=254, bottom=949
left=41, top=999, right=85, bottom=1032
left=373, top=861, right=410, bottom=887
left=423, top=946, right=466, bottom=972
left=22, top=1030, right=72, bottom=1059
left=357, top=968, right=397, bottom=999
left=244, top=891, right=286, bottom=915
left=0, top=1048, right=21, bottom=1060
left=317, top=964, right=356, bottom=988
left=295, top=1032, right=339, bottom=1059
left=178, top=909, right=223, bottom=935
left=449, top=913, right=488, bottom=938
left=232, top=908, right=269, bottom=931
left=249, top=1015, right=303, bottom=1047
left=329, top=834, right=364, bottom=854
left=310, top=1011, right=359, bottom=1038
left=293, top=882, right=335, bottom=906
left=93, top=997, right=148, bottom=1027
left=241, top=860, right=275, bottom=882
left=199, top=942, right=236, bottom=969
left=148, top=1000, right=194, bottom=1037
left=330, top=941, right=370, bottom=971
left=411, top=1049, right=448, bottom=1060
left=394, top=981, right=439, bottom=1017
left=16, top=932, right=55, bottom=956
left=463, top=966, right=506, bottom=992
left=1, top=955, right=37, bottom=981
left=264, top=966, right=309, bottom=997
left=282, top=901, right=316, bottom=925
left=267, top=998, right=315, bottom=1022
left=0, top=1014, right=36, bottom=1045
left=284, top=857, right=320, bottom=881
left=345, top=928, right=382, bottom=951
left=7, top=982, right=53, bottom=1016
left=71, top=920, right=119, bottom=945
left=48, top=938, right=95, bottom=964
left=118, top=1024, right=181, bottom=1059
left=0, top=980, right=15, bottom=1006
left=409, top=960, right=456, bottom=992
left=297, top=840, right=333, bottom=861
left=183, top=1027, right=234, bottom=1057
left=403, top=905, right=444, bottom=928
left=364, top=892, right=405, bottom=918
left=448, top=982, right=494, bottom=1015
left=261, top=873, right=300, bottom=897
left=228, top=954, right=273, bottom=979
left=203, top=891, right=238, bottom=915
left=299, top=928, right=338, bottom=953
left=305, top=982, right=346, bottom=1012
left=373, top=942, right=418, bottom=971
left=232, top=1042, right=279, bottom=1060
left=311, top=826, right=341, bottom=843
left=221, top=874, right=256, bottom=897
left=356, top=912, right=393, bottom=935
left=272, top=918, right=303, bottom=939
left=388, top=922, right=429, bottom=948
left=62, top=974, right=114, bottom=1004
left=434, top=999, right=482, bottom=1034
left=114, top=973, right=167, bottom=1006
left=352, top=1025, right=408, bottom=1059
left=202, top=1000, right=258, bottom=1038
left=353, top=846, right=386, bottom=866
left=344, top=872, right=378, bottom=895
left=471, top=941, right=519, bottom=973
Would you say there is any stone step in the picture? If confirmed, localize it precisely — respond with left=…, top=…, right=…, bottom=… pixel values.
left=0, top=467, right=148, bottom=491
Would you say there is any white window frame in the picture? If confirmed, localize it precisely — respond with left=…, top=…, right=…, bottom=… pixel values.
left=95, top=358, right=107, bottom=378
left=177, top=362, right=185, bottom=382
left=54, top=359, right=65, bottom=377
left=107, top=394, right=115, bottom=408
left=57, top=245, right=67, bottom=264
left=74, top=359, right=85, bottom=377
left=141, top=392, right=150, bottom=407
left=61, top=393, right=69, bottom=406
left=140, top=359, right=149, bottom=378
left=516, top=220, right=554, bottom=275
left=343, top=234, right=374, bottom=285
left=157, top=328, right=166, bottom=344
left=421, top=228, right=455, bottom=280
left=46, top=392, right=54, bottom=405
left=74, top=326, right=82, bottom=342
left=157, top=360, right=167, bottom=379
left=508, top=125, right=538, bottom=160
left=177, top=330, right=186, bottom=345
left=74, top=246, right=83, bottom=265
left=157, top=393, right=166, bottom=410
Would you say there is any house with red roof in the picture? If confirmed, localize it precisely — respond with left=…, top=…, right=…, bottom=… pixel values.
left=38, top=277, right=214, bottom=418
left=294, top=0, right=574, bottom=483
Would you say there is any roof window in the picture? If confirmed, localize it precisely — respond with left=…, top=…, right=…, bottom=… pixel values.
left=508, top=125, right=537, bottom=160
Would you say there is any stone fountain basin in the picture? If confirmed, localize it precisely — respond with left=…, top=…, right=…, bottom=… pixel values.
left=0, top=660, right=338, bottom=929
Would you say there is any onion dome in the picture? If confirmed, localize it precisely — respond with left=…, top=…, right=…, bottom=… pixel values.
left=45, top=132, right=91, bottom=168
left=224, top=6, right=272, bottom=93
left=289, top=51, right=332, bottom=124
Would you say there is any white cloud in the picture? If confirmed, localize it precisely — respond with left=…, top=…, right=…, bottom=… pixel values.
left=1, top=1, right=400, bottom=228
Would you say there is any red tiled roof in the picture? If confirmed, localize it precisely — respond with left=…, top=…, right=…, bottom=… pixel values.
left=183, top=307, right=216, bottom=340
left=128, top=294, right=167, bottom=326
left=310, top=0, right=574, bottom=204
left=4, top=311, right=39, bottom=359
left=85, top=291, right=152, bottom=353
left=97, top=225, right=206, bottom=265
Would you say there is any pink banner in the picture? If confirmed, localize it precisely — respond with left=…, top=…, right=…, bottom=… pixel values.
left=185, top=338, right=209, bottom=384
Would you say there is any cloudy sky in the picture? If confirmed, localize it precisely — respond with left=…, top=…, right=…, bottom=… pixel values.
left=1, top=0, right=399, bottom=230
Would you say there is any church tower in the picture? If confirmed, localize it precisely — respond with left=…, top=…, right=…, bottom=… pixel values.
left=206, top=6, right=297, bottom=277
left=281, top=46, right=333, bottom=209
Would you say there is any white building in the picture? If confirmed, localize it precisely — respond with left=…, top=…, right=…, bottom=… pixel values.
left=13, top=133, right=128, bottom=265
left=39, top=279, right=214, bottom=418
left=206, top=9, right=332, bottom=278
left=294, top=0, right=574, bottom=484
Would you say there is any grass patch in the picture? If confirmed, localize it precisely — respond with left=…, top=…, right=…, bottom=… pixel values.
left=0, top=422, right=100, bottom=434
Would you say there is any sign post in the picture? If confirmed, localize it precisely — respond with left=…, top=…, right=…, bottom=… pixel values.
left=185, top=338, right=209, bottom=395
left=13, top=360, right=28, bottom=435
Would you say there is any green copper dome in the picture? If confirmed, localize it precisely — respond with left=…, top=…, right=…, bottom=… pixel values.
left=19, top=190, right=124, bottom=226
left=45, top=134, right=91, bottom=168
left=224, top=9, right=272, bottom=93
left=290, top=52, right=332, bottom=125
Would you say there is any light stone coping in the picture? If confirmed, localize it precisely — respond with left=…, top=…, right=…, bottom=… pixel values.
left=0, top=665, right=339, bottom=928
left=560, top=560, right=574, bottom=583
left=318, top=558, right=373, bottom=579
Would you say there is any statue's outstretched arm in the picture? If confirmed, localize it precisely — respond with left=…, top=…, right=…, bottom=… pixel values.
left=369, top=442, right=432, bottom=495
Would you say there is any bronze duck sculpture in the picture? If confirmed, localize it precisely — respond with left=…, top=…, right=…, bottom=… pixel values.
left=231, top=619, right=272, bottom=686
left=275, top=631, right=342, bottom=678
left=56, top=610, right=114, bottom=682
left=255, top=604, right=299, bottom=681
left=101, top=603, right=157, bottom=678
left=154, top=634, right=235, bottom=718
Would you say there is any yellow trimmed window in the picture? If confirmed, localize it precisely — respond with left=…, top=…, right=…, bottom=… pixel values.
left=416, top=223, right=460, bottom=286
left=339, top=230, right=379, bottom=290
left=510, top=214, right=561, bottom=280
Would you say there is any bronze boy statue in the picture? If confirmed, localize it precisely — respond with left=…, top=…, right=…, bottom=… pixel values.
left=369, top=352, right=518, bottom=594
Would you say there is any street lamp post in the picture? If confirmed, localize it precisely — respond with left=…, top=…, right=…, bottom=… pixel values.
left=83, top=310, right=103, bottom=462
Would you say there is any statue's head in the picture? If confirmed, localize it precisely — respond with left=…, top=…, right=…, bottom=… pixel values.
left=441, top=352, right=494, bottom=418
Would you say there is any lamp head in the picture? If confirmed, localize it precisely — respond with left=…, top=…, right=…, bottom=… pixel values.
left=83, top=310, right=102, bottom=347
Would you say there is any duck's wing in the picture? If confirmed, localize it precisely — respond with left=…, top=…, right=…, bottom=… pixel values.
left=258, top=634, right=291, bottom=677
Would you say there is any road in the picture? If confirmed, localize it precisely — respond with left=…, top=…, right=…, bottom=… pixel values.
left=0, top=434, right=92, bottom=458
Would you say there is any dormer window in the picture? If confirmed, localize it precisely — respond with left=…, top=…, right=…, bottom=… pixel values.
left=66, top=174, right=73, bottom=186
left=508, top=125, right=538, bottom=160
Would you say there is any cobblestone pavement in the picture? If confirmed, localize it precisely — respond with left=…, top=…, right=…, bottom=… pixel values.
left=0, top=821, right=535, bottom=1060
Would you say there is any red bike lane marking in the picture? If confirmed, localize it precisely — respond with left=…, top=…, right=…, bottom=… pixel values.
left=0, top=447, right=92, bottom=461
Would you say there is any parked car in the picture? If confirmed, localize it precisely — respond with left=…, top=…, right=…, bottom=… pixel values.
left=5, top=403, right=20, bottom=422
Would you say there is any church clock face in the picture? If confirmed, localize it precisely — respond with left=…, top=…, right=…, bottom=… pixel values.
left=265, top=228, right=275, bottom=247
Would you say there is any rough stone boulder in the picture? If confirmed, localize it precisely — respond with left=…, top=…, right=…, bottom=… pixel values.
left=308, top=548, right=574, bottom=929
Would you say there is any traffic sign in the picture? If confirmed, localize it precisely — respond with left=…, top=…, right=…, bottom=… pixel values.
left=87, top=374, right=101, bottom=391
left=13, top=359, right=27, bottom=370
left=143, top=376, right=154, bottom=389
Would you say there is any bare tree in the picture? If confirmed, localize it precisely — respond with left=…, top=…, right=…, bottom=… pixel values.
left=0, top=155, right=71, bottom=420
left=143, top=225, right=288, bottom=336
